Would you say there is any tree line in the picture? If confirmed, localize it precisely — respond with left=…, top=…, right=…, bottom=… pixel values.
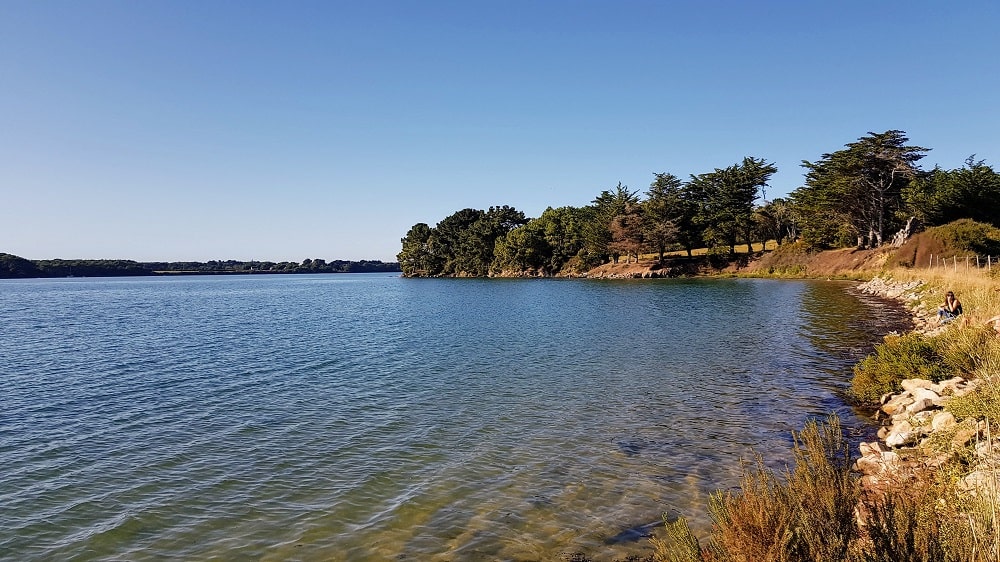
left=0, top=254, right=400, bottom=279
left=398, top=130, right=1000, bottom=277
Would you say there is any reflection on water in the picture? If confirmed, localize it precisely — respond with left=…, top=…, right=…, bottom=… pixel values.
left=0, top=276, right=906, bottom=560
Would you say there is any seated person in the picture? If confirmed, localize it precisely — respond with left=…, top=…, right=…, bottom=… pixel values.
left=937, top=291, right=963, bottom=323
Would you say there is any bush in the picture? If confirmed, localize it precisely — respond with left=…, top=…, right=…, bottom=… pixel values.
left=851, top=333, right=949, bottom=404
left=935, top=327, right=1000, bottom=376
left=653, top=416, right=857, bottom=562
left=707, top=246, right=733, bottom=268
left=650, top=517, right=701, bottom=562
left=929, top=219, right=1000, bottom=257
left=653, top=413, right=1000, bottom=561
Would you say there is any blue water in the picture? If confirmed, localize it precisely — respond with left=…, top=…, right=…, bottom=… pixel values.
left=0, top=275, right=907, bottom=560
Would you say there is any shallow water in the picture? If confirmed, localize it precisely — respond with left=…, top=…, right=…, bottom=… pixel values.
left=0, top=275, right=908, bottom=560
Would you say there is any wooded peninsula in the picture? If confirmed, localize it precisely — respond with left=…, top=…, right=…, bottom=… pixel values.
left=398, top=130, right=1000, bottom=277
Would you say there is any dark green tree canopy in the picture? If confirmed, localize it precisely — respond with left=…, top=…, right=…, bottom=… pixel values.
left=903, top=156, right=1000, bottom=228
left=690, top=157, right=777, bottom=253
left=400, top=129, right=997, bottom=276
left=0, top=253, right=41, bottom=278
left=793, top=130, right=928, bottom=248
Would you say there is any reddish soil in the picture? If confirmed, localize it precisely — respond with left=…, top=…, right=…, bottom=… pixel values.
left=582, top=244, right=896, bottom=279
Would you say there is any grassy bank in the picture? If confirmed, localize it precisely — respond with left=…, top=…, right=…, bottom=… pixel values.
left=650, top=265, right=1000, bottom=561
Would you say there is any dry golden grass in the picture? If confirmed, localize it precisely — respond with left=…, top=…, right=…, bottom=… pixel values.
left=882, top=265, right=1000, bottom=323
left=653, top=417, right=856, bottom=562
left=653, top=240, right=777, bottom=260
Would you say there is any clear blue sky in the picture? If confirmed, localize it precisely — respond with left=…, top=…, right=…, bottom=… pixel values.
left=3, top=1, right=998, bottom=262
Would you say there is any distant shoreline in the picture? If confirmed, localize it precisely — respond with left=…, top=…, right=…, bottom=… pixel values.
left=0, top=253, right=401, bottom=279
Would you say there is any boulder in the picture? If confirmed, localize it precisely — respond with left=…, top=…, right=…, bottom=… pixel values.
left=886, top=420, right=917, bottom=448
left=953, top=420, right=981, bottom=448
left=959, top=469, right=1000, bottom=496
left=860, top=441, right=888, bottom=456
left=931, top=377, right=967, bottom=396
left=974, top=440, right=1000, bottom=461
left=953, top=380, right=981, bottom=398
left=931, top=411, right=957, bottom=432
left=855, top=450, right=901, bottom=476
left=905, top=388, right=942, bottom=415
left=882, top=394, right=914, bottom=416
left=901, top=378, right=935, bottom=392
left=911, top=410, right=936, bottom=428
left=855, top=441, right=901, bottom=476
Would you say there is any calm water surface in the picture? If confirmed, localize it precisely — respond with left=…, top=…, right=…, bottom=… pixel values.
left=0, top=275, right=908, bottom=561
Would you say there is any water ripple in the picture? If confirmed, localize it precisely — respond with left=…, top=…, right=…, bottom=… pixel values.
left=0, top=276, right=899, bottom=560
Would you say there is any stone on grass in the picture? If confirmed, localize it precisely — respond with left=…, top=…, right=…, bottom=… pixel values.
left=952, top=420, right=981, bottom=448
left=959, top=469, right=1000, bottom=497
left=931, top=411, right=956, bottom=432
left=901, top=379, right=935, bottom=392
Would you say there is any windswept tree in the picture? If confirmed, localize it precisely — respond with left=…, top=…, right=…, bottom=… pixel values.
left=643, top=172, right=684, bottom=262
left=458, top=206, right=528, bottom=276
left=753, top=197, right=796, bottom=247
left=536, top=206, right=589, bottom=272
left=903, top=156, right=1000, bottom=228
left=690, top=157, right=777, bottom=254
left=430, top=208, right=485, bottom=275
left=492, top=221, right=549, bottom=274
left=400, top=206, right=528, bottom=277
left=674, top=181, right=705, bottom=258
left=584, top=182, right=640, bottom=264
left=795, top=130, right=928, bottom=248
left=608, top=203, right=645, bottom=263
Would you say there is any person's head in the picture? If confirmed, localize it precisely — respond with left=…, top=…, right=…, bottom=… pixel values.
left=946, top=291, right=955, bottom=300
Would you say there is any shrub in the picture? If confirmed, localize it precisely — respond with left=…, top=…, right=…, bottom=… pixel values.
left=650, top=517, right=702, bottom=562
left=851, top=333, right=948, bottom=404
left=935, top=327, right=1000, bottom=376
left=707, top=246, right=733, bottom=268
left=947, top=378, right=1000, bottom=424
left=653, top=416, right=857, bottom=562
left=929, top=219, right=1000, bottom=257
left=855, top=483, right=947, bottom=562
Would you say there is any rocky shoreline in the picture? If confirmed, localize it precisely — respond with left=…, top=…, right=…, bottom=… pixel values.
left=853, top=277, right=992, bottom=497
